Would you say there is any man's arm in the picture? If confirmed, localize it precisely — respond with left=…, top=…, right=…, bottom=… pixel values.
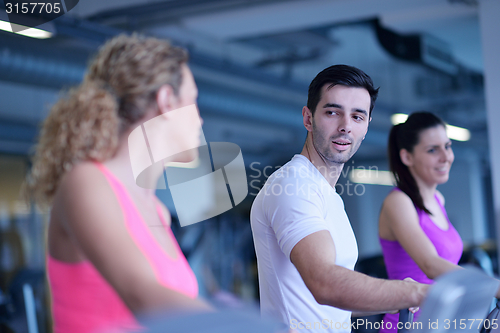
left=290, top=230, right=428, bottom=312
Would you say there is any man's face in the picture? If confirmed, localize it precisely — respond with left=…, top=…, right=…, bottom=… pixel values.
left=308, top=84, right=371, bottom=164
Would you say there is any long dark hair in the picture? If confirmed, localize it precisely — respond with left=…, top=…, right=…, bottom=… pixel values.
left=388, top=112, right=446, bottom=214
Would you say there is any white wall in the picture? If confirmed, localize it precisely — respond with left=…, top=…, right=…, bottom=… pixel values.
left=479, top=0, right=500, bottom=268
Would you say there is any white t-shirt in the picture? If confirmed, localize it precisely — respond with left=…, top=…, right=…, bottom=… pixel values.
left=250, top=154, right=358, bottom=333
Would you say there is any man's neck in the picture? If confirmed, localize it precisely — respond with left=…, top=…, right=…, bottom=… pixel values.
left=300, top=136, right=344, bottom=188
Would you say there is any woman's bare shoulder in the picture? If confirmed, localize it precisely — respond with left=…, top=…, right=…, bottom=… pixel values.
left=56, top=162, right=114, bottom=199
left=53, top=162, right=120, bottom=221
left=59, top=162, right=101, bottom=186
left=382, top=189, right=414, bottom=209
left=380, top=189, right=420, bottom=239
left=381, top=189, right=419, bottom=223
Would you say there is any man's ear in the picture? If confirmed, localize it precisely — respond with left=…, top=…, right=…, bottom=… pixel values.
left=363, top=116, right=372, bottom=140
left=400, top=149, right=413, bottom=167
left=302, top=106, right=313, bottom=132
left=156, top=84, right=176, bottom=114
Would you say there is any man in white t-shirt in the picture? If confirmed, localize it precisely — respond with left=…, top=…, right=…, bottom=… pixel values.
left=250, top=65, right=428, bottom=332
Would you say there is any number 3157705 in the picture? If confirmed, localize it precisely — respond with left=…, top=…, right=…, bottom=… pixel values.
left=443, top=319, right=498, bottom=330
left=5, top=2, right=61, bottom=14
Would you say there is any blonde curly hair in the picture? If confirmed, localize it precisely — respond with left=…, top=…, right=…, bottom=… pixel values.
left=26, top=34, right=188, bottom=207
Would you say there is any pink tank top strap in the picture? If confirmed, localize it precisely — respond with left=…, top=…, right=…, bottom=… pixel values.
left=48, top=162, right=198, bottom=333
left=93, top=162, right=180, bottom=261
left=93, top=162, right=198, bottom=297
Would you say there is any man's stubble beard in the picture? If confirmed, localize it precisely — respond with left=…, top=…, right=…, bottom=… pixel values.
left=311, top=121, right=362, bottom=165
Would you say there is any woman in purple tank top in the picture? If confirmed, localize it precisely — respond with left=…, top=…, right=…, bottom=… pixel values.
left=378, top=112, right=500, bottom=333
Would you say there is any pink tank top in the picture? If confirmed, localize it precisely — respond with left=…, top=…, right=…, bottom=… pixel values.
left=47, top=163, right=199, bottom=333
left=379, top=188, right=463, bottom=332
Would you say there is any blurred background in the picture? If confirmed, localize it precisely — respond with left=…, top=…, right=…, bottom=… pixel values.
left=1, top=0, right=500, bottom=332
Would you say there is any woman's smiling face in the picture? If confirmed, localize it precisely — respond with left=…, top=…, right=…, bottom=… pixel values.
left=403, top=125, right=454, bottom=187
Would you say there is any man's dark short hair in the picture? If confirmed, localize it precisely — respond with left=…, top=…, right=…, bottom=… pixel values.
left=307, top=64, right=379, bottom=117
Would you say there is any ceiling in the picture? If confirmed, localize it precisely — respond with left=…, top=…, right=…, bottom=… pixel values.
left=0, top=0, right=487, bottom=170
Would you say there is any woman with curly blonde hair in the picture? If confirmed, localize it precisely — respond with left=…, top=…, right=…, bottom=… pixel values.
left=27, top=34, right=212, bottom=333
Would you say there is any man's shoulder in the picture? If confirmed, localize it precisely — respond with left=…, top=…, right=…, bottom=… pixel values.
left=266, top=155, right=318, bottom=185
left=252, top=155, right=328, bottom=211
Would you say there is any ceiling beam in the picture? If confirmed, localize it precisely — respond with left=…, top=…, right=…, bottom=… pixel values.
left=181, top=0, right=476, bottom=40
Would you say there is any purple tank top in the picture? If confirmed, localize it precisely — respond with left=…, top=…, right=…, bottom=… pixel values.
left=379, top=188, right=463, bottom=333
